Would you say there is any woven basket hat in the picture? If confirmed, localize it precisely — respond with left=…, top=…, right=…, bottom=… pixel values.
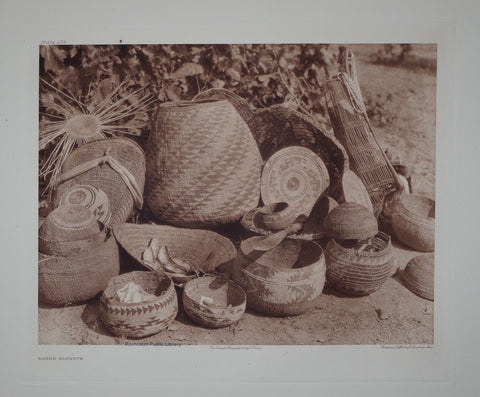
left=323, top=202, right=378, bottom=240
left=38, top=234, right=120, bottom=306
left=113, top=223, right=237, bottom=284
left=146, top=99, right=262, bottom=228
left=53, top=137, right=146, bottom=226
left=100, top=271, right=178, bottom=338
left=38, top=205, right=105, bottom=256
left=182, top=276, right=246, bottom=329
left=402, top=253, right=434, bottom=301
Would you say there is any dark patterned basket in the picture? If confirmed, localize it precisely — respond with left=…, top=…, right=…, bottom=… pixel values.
left=38, top=235, right=120, bottom=306
left=53, top=138, right=146, bottom=226
left=324, top=232, right=394, bottom=296
left=232, top=239, right=326, bottom=316
left=146, top=100, right=262, bottom=228
left=100, top=271, right=178, bottom=338
left=182, top=276, right=246, bottom=328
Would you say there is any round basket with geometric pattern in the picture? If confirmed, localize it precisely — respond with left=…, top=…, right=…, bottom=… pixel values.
left=100, top=271, right=178, bottom=338
left=145, top=99, right=262, bottom=228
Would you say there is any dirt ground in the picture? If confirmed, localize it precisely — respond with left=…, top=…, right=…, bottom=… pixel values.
left=38, top=44, right=436, bottom=345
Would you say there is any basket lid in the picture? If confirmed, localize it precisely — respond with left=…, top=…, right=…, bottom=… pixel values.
left=59, top=184, right=111, bottom=225
left=261, top=146, right=330, bottom=217
left=341, top=170, right=373, bottom=213
left=323, top=202, right=378, bottom=240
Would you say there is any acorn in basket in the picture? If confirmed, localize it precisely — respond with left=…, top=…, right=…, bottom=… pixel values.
left=323, top=202, right=394, bottom=296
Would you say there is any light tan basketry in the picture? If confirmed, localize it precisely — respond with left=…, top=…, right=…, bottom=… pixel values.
left=53, top=138, right=146, bottom=226
left=38, top=235, right=120, bottom=306
left=232, top=239, right=326, bottom=316
left=38, top=205, right=106, bottom=256
left=182, top=276, right=246, bottom=328
left=322, top=50, right=402, bottom=217
left=402, top=253, right=434, bottom=301
left=100, top=271, right=178, bottom=338
left=145, top=99, right=262, bottom=228
left=323, top=202, right=378, bottom=241
left=391, top=194, right=435, bottom=252
left=324, top=232, right=394, bottom=296
left=113, top=223, right=237, bottom=284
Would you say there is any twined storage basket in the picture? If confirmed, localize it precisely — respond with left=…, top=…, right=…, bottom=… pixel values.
left=146, top=100, right=263, bottom=228
left=182, top=276, right=246, bottom=328
left=402, top=253, right=434, bottom=301
left=391, top=194, right=435, bottom=252
left=38, top=235, right=120, bottom=306
left=323, top=51, right=401, bottom=216
left=53, top=138, right=146, bottom=226
left=324, top=232, right=394, bottom=296
left=232, top=239, right=326, bottom=316
left=100, top=271, right=178, bottom=338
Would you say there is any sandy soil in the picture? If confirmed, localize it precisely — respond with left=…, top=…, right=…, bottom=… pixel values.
left=38, top=44, right=436, bottom=345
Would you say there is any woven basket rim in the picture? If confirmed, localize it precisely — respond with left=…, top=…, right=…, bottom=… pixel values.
left=183, top=276, right=246, bottom=310
left=158, top=99, right=231, bottom=111
left=102, top=271, right=173, bottom=308
left=38, top=235, right=116, bottom=275
left=397, top=194, right=435, bottom=220
left=240, top=239, right=325, bottom=274
left=329, top=231, right=391, bottom=259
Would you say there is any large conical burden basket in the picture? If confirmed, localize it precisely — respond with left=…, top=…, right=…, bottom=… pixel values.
left=146, top=100, right=262, bottom=228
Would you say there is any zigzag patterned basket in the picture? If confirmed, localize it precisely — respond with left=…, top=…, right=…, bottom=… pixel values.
left=146, top=100, right=262, bottom=228
left=100, top=271, right=178, bottom=338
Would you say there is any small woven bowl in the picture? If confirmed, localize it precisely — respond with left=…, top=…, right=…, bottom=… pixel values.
left=402, top=253, right=434, bottom=301
left=254, top=202, right=296, bottom=231
left=391, top=194, right=435, bottom=252
left=323, top=202, right=378, bottom=240
left=100, top=271, right=178, bottom=338
left=183, top=276, right=246, bottom=328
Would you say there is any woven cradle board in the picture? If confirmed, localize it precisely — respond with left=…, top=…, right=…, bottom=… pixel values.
left=55, top=138, right=146, bottom=225
left=324, top=78, right=398, bottom=216
left=113, top=223, right=237, bottom=273
left=38, top=236, right=120, bottom=306
left=249, top=105, right=348, bottom=192
left=146, top=100, right=262, bottom=227
left=100, top=271, right=178, bottom=338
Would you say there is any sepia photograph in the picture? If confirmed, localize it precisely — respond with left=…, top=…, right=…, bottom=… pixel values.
left=38, top=43, right=436, bottom=345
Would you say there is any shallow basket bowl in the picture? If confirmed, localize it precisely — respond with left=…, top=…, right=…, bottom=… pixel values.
left=113, top=223, right=237, bottom=282
left=402, top=253, right=434, bottom=301
left=391, top=194, right=435, bottom=252
left=100, top=271, right=178, bottom=338
left=183, top=276, right=246, bottom=328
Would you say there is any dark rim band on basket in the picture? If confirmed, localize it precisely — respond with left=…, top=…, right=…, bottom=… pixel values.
left=53, top=148, right=143, bottom=210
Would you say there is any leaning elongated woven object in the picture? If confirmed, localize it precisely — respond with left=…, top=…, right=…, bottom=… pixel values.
left=146, top=100, right=262, bottom=228
left=323, top=50, right=402, bottom=217
left=53, top=138, right=146, bottom=226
